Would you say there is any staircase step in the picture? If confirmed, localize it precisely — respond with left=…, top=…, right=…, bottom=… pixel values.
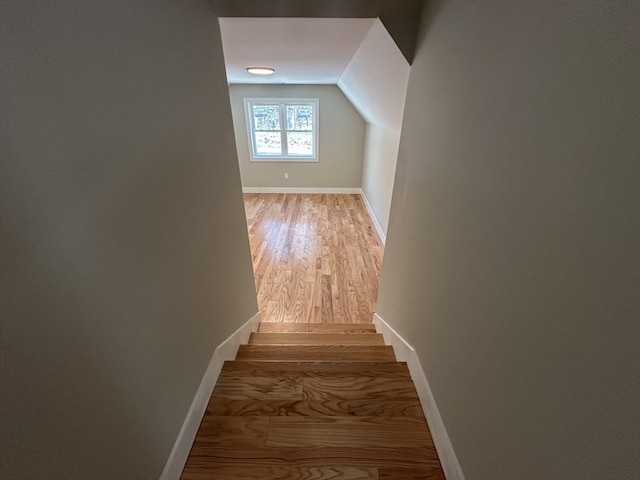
left=213, top=367, right=418, bottom=401
left=180, top=466, right=379, bottom=480
left=220, top=361, right=411, bottom=377
left=249, top=332, right=384, bottom=346
left=267, top=416, right=433, bottom=448
left=258, top=322, right=377, bottom=334
left=181, top=466, right=442, bottom=480
left=235, top=345, right=396, bottom=362
left=208, top=362, right=423, bottom=417
left=185, top=429, right=438, bottom=469
left=206, top=397, right=425, bottom=418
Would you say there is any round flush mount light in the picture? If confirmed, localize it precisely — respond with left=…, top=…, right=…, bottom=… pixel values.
left=246, top=67, right=275, bottom=75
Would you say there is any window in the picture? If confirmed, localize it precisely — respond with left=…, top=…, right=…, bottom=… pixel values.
left=244, top=98, right=318, bottom=161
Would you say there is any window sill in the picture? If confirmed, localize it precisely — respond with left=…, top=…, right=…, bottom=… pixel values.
left=249, top=157, right=319, bottom=163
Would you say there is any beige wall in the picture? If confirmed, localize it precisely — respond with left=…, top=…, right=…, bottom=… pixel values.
left=361, top=124, right=401, bottom=236
left=229, top=84, right=365, bottom=188
left=0, top=1, right=257, bottom=478
left=377, top=0, right=640, bottom=479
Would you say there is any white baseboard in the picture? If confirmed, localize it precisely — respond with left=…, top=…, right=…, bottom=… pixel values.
left=359, top=192, right=386, bottom=245
left=159, top=312, right=261, bottom=480
left=373, top=314, right=464, bottom=480
left=242, top=187, right=362, bottom=194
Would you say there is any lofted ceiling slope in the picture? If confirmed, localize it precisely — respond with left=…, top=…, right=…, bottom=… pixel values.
left=219, top=18, right=375, bottom=85
left=219, top=17, right=411, bottom=130
left=210, top=0, right=425, bottom=64
left=215, top=0, right=417, bottom=129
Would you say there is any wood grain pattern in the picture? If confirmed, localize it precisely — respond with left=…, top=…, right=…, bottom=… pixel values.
left=244, top=194, right=383, bottom=323
left=378, top=467, right=448, bottom=479
left=184, top=445, right=439, bottom=469
left=302, top=376, right=419, bottom=401
left=188, top=415, right=268, bottom=446
left=258, top=323, right=377, bottom=333
left=180, top=197, right=444, bottom=479
left=266, top=417, right=433, bottom=448
left=249, top=332, right=385, bottom=345
left=180, top=326, right=445, bottom=479
left=180, top=466, right=378, bottom=480
left=208, top=364, right=422, bottom=418
left=206, top=398, right=348, bottom=417
left=345, top=399, right=424, bottom=418
left=182, top=466, right=445, bottom=480
left=211, top=376, right=302, bottom=400
left=219, top=361, right=412, bottom=378
left=205, top=397, right=425, bottom=418
left=235, top=345, right=396, bottom=362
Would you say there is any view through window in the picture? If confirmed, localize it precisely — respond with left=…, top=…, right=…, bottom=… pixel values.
left=244, top=98, right=318, bottom=161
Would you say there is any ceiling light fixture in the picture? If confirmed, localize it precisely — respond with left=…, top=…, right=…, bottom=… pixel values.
left=246, top=67, right=275, bottom=75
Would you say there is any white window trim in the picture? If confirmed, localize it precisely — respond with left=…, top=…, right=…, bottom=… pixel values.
left=244, top=97, right=319, bottom=162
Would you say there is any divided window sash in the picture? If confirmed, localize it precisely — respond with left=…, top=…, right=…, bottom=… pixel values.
left=244, top=98, right=318, bottom=162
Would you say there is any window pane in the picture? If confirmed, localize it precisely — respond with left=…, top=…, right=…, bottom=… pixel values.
left=286, top=105, right=313, bottom=131
left=252, top=105, right=280, bottom=130
left=254, top=132, right=282, bottom=156
left=287, top=132, right=313, bottom=156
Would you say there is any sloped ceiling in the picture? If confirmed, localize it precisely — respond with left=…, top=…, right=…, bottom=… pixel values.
left=219, top=17, right=411, bottom=129
left=219, top=18, right=375, bottom=85
left=213, top=0, right=420, bottom=129
left=210, top=0, right=425, bottom=63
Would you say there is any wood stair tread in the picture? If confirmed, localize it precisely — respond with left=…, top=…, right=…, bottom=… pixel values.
left=220, top=360, right=411, bottom=377
left=211, top=377, right=419, bottom=401
left=180, top=194, right=445, bottom=479
left=180, top=466, right=378, bottom=480
left=249, top=332, right=385, bottom=345
left=258, top=322, right=377, bottom=334
left=181, top=466, right=441, bottom=480
left=208, top=365, right=423, bottom=417
left=210, top=372, right=420, bottom=402
left=235, top=344, right=396, bottom=362
left=189, top=416, right=432, bottom=447
left=206, top=397, right=425, bottom=418
left=180, top=322, right=445, bottom=479
left=184, top=443, right=441, bottom=469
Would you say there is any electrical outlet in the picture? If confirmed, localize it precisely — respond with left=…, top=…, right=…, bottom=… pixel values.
left=284, top=173, right=289, bottom=179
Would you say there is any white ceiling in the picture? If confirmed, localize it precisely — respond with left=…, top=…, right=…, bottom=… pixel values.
left=219, top=18, right=376, bottom=84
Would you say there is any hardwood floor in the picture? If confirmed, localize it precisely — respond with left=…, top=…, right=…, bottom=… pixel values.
left=179, top=194, right=445, bottom=479
left=244, top=194, right=383, bottom=324
left=181, top=323, right=445, bottom=480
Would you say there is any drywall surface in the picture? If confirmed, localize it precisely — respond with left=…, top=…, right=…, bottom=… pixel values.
left=0, top=1, right=258, bottom=478
left=211, top=0, right=424, bottom=64
left=361, top=124, right=401, bottom=236
left=338, top=19, right=410, bottom=130
left=220, top=17, right=375, bottom=84
left=338, top=19, right=410, bottom=239
left=377, top=1, right=640, bottom=479
left=229, top=84, right=365, bottom=188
